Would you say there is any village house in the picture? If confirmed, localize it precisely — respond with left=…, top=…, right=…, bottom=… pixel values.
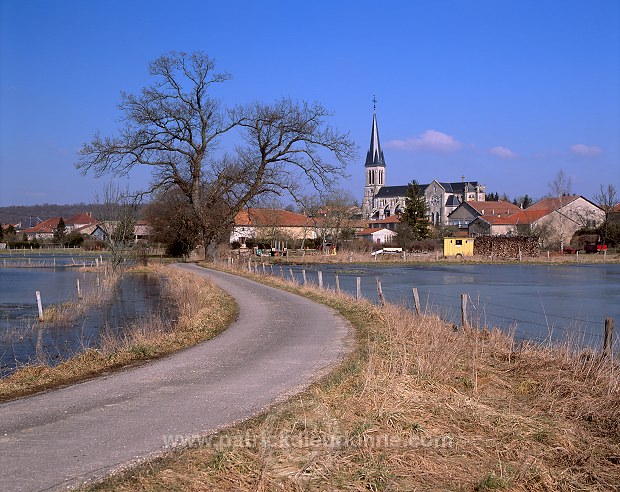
left=469, top=195, right=604, bottom=248
left=355, top=215, right=400, bottom=244
left=22, top=212, right=98, bottom=240
left=230, top=208, right=319, bottom=246
left=447, top=200, right=521, bottom=229
left=356, top=226, right=397, bottom=244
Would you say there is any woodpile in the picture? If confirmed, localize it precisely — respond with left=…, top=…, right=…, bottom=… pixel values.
left=474, top=236, right=539, bottom=258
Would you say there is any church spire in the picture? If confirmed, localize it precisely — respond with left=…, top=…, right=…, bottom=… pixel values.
left=365, top=96, right=385, bottom=167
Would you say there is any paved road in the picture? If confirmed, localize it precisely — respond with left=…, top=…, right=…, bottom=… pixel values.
left=0, top=264, right=352, bottom=491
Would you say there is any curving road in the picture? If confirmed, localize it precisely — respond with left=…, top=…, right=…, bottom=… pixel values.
left=0, top=264, right=352, bottom=491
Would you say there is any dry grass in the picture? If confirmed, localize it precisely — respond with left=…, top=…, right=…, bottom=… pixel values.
left=84, top=265, right=620, bottom=491
left=40, top=268, right=122, bottom=324
left=267, top=250, right=620, bottom=266
left=0, top=265, right=237, bottom=402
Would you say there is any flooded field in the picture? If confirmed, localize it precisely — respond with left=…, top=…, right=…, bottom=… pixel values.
left=0, top=266, right=167, bottom=376
left=285, top=263, right=620, bottom=348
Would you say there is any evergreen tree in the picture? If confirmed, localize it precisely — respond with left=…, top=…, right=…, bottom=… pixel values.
left=53, top=218, right=67, bottom=244
left=400, top=180, right=430, bottom=239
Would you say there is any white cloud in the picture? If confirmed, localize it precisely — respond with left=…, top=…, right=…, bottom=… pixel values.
left=385, top=130, right=462, bottom=153
left=488, top=146, right=517, bottom=159
left=570, top=144, right=602, bottom=156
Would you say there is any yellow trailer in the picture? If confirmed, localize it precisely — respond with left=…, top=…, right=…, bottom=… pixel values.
left=443, top=237, right=474, bottom=257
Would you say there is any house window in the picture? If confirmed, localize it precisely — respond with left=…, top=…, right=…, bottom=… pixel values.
left=456, top=239, right=462, bottom=246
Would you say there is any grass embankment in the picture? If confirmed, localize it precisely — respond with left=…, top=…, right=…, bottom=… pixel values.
left=85, top=264, right=620, bottom=491
left=0, top=265, right=237, bottom=402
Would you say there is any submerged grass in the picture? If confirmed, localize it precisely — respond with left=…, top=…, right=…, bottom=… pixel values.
left=0, top=265, right=237, bottom=402
left=83, top=263, right=620, bottom=491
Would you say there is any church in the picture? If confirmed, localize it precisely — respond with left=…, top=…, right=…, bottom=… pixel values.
left=361, top=106, right=486, bottom=225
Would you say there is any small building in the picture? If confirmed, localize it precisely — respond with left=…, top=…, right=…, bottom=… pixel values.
left=356, top=227, right=397, bottom=244
left=443, top=237, right=474, bottom=257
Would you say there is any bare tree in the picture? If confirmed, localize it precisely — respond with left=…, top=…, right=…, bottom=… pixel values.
left=77, top=51, right=355, bottom=259
left=314, top=189, right=358, bottom=248
left=594, top=184, right=618, bottom=245
left=548, top=169, right=573, bottom=251
left=96, top=182, right=140, bottom=271
left=296, top=194, right=322, bottom=249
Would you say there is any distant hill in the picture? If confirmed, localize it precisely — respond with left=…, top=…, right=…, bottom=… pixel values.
left=0, top=204, right=108, bottom=227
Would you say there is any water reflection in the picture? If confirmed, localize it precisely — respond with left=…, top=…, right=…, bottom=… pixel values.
left=0, top=269, right=167, bottom=376
left=285, top=263, right=620, bottom=349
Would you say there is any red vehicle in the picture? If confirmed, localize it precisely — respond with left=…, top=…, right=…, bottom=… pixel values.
left=584, top=243, right=608, bottom=254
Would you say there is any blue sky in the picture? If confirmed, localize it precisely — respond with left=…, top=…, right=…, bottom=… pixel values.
left=1, top=0, right=618, bottom=207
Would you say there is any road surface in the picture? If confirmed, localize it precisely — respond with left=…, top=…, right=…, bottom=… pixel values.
left=0, top=264, right=352, bottom=491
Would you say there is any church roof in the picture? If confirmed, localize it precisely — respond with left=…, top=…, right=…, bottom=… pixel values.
left=374, top=185, right=410, bottom=198
left=438, top=181, right=480, bottom=193
left=365, top=111, right=386, bottom=168
left=445, top=195, right=462, bottom=207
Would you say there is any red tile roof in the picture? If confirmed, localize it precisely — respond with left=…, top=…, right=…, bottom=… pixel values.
left=234, top=208, right=313, bottom=227
left=22, top=217, right=62, bottom=234
left=466, top=200, right=520, bottom=215
left=66, top=212, right=98, bottom=226
left=356, top=227, right=395, bottom=236
left=369, top=216, right=400, bottom=225
left=526, top=195, right=579, bottom=212
left=612, top=203, right=620, bottom=213
left=476, top=209, right=549, bottom=225
left=22, top=212, right=98, bottom=234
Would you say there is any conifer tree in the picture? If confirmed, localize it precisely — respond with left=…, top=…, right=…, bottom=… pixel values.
left=53, top=218, right=67, bottom=245
left=400, top=180, right=430, bottom=239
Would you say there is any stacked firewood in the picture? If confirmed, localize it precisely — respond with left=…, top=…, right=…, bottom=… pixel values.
left=474, top=236, right=539, bottom=258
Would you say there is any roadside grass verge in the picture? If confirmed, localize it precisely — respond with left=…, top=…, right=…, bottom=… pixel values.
left=84, top=263, right=620, bottom=491
left=0, top=265, right=237, bottom=402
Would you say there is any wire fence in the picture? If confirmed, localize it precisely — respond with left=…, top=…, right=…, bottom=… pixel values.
left=233, top=258, right=617, bottom=354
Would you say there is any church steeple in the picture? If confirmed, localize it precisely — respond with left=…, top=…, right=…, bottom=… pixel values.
left=362, top=97, right=387, bottom=219
left=365, top=97, right=386, bottom=167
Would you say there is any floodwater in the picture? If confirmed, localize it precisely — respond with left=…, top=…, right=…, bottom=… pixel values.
left=284, top=263, right=620, bottom=348
left=0, top=267, right=167, bottom=376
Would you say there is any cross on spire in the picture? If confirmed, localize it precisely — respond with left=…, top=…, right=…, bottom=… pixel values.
left=372, top=95, right=377, bottom=112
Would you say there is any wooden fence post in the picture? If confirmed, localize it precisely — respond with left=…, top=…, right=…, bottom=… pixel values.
left=356, top=276, right=361, bottom=301
left=461, top=293, right=468, bottom=330
left=603, top=317, right=614, bottom=358
left=318, top=271, right=323, bottom=289
left=280, top=265, right=284, bottom=278
left=36, top=290, right=43, bottom=322
left=377, top=279, right=385, bottom=306
left=412, top=287, right=421, bottom=316
left=302, top=269, right=307, bottom=285
left=289, top=268, right=295, bottom=283
left=335, top=274, right=340, bottom=293
left=77, top=279, right=82, bottom=300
